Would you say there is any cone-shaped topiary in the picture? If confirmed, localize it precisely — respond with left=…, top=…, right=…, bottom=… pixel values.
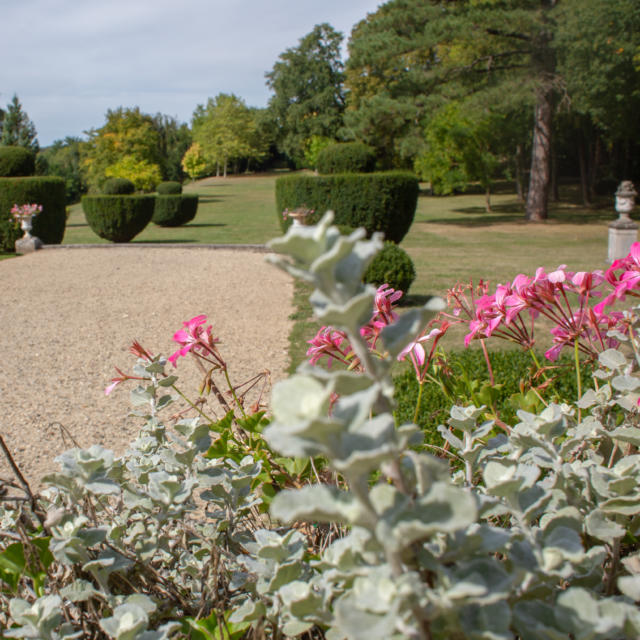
left=82, top=195, right=154, bottom=242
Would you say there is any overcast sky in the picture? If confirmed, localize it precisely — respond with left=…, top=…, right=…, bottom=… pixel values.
left=1, top=0, right=383, bottom=147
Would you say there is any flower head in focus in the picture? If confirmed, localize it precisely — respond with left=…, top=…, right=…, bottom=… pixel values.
left=168, top=315, right=220, bottom=367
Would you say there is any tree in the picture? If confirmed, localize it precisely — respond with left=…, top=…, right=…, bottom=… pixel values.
left=414, top=102, right=503, bottom=211
left=344, top=1, right=437, bottom=168
left=266, top=23, right=345, bottom=167
left=191, top=94, right=265, bottom=177
left=82, top=107, right=162, bottom=192
left=181, top=143, right=209, bottom=181
left=36, top=137, right=87, bottom=203
left=1, top=94, right=39, bottom=152
left=151, top=114, right=192, bottom=181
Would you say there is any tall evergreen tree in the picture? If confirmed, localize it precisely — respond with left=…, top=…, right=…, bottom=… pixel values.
left=1, top=94, right=39, bottom=152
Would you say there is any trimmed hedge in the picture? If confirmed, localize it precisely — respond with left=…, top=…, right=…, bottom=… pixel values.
left=102, top=177, right=135, bottom=195
left=364, top=241, right=416, bottom=294
left=82, top=195, right=154, bottom=242
left=156, top=181, right=182, bottom=195
left=275, top=172, right=418, bottom=243
left=152, top=194, right=199, bottom=227
left=0, top=146, right=36, bottom=177
left=316, top=142, right=376, bottom=175
left=0, top=177, right=66, bottom=251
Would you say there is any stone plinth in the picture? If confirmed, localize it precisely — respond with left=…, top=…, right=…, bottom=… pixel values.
left=608, top=216, right=637, bottom=263
left=15, top=235, right=43, bottom=255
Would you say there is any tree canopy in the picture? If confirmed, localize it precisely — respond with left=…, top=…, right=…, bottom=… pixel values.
left=266, top=23, right=346, bottom=167
left=1, top=94, right=39, bottom=152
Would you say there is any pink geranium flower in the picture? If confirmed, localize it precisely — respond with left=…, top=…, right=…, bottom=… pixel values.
left=168, top=315, right=220, bottom=367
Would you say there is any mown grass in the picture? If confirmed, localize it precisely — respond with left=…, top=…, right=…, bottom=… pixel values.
left=57, top=172, right=617, bottom=367
left=62, top=173, right=285, bottom=245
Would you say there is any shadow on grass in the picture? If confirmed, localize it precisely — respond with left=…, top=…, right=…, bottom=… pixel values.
left=184, top=223, right=226, bottom=228
left=197, top=196, right=227, bottom=204
left=66, top=223, right=90, bottom=228
left=426, top=201, right=615, bottom=227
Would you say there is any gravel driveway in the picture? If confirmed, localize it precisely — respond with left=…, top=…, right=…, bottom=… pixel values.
left=0, top=246, right=293, bottom=487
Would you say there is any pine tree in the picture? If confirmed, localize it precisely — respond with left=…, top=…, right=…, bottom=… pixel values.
left=1, top=94, right=39, bottom=152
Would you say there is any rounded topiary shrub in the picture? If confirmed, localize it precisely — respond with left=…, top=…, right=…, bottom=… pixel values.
left=152, top=194, right=198, bottom=227
left=276, top=171, right=418, bottom=243
left=316, top=142, right=376, bottom=175
left=0, top=146, right=36, bottom=177
left=102, top=177, right=135, bottom=195
left=0, top=176, right=66, bottom=251
left=82, top=195, right=154, bottom=242
left=364, top=242, right=416, bottom=294
left=156, top=181, right=182, bottom=195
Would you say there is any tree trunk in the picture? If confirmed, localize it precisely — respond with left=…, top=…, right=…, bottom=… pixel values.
left=550, top=141, right=559, bottom=202
left=525, top=87, right=553, bottom=222
left=223, top=157, right=228, bottom=178
left=216, top=161, right=220, bottom=177
left=485, top=187, right=492, bottom=213
left=515, top=144, right=526, bottom=204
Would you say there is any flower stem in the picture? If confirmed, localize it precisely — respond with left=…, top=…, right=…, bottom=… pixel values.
left=574, top=338, right=582, bottom=421
left=480, top=339, right=494, bottom=386
left=413, top=381, right=425, bottom=425
left=171, top=385, right=216, bottom=423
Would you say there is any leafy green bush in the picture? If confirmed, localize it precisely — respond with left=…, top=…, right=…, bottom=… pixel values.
left=0, top=145, right=35, bottom=177
left=102, top=177, right=135, bottom=195
left=156, top=180, right=182, bottom=195
left=82, top=195, right=154, bottom=242
left=316, top=142, right=376, bottom=174
left=275, top=171, right=418, bottom=243
left=152, top=194, right=199, bottom=227
left=364, top=241, right=415, bottom=293
left=0, top=177, right=66, bottom=250
left=394, top=348, right=594, bottom=446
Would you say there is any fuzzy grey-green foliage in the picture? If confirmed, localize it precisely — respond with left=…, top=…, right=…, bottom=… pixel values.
left=1, top=213, right=640, bottom=639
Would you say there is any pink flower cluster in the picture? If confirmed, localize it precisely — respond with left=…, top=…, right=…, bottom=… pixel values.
left=168, top=315, right=222, bottom=368
left=306, top=243, right=640, bottom=385
left=10, top=203, right=42, bottom=221
left=306, top=284, right=402, bottom=371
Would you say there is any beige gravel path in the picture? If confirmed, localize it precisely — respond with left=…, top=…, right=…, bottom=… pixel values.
left=0, top=247, right=293, bottom=487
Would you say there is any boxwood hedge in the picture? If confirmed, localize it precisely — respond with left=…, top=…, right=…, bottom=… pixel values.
left=316, top=142, right=376, bottom=175
left=364, top=241, right=416, bottom=294
left=82, top=195, right=154, bottom=242
left=0, top=146, right=36, bottom=177
left=0, top=176, right=66, bottom=251
left=152, top=194, right=198, bottom=227
left=275, top=171, right=418, bottom=243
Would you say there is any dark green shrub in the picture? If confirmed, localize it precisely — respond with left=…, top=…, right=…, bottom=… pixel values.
left=275, top=171, right=418, bottom=243
left=0, top=146, right=36, bottom=177
left=316, top=142, right=376, bottom=175
left=0, top=177, right=66, bottom=251
left=102, top=177, right=135, bottom=195
left=393, top=348, right=594, bottom=447
left=82, top=195, right=154, bottom=242
left=364, top=242, right=416, bottom=294
left=156, top=181, right=182, bottom=195
left=152, top=194, right=199, bottom=227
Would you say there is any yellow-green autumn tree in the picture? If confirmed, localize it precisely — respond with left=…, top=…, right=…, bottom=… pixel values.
left=82, top=107, right=163, bottom=192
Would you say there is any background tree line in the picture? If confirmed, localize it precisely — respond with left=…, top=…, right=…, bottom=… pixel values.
left=3, top=0, right=639, bottom=220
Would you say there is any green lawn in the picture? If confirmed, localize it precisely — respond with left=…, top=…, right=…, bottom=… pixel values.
left=62, top=173, right=284, bottom=245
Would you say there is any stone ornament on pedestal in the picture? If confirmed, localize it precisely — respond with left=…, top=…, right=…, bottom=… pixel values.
left=608, top=181, right=637, bottom=263
left=10, top=203, right=44, bottom=254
